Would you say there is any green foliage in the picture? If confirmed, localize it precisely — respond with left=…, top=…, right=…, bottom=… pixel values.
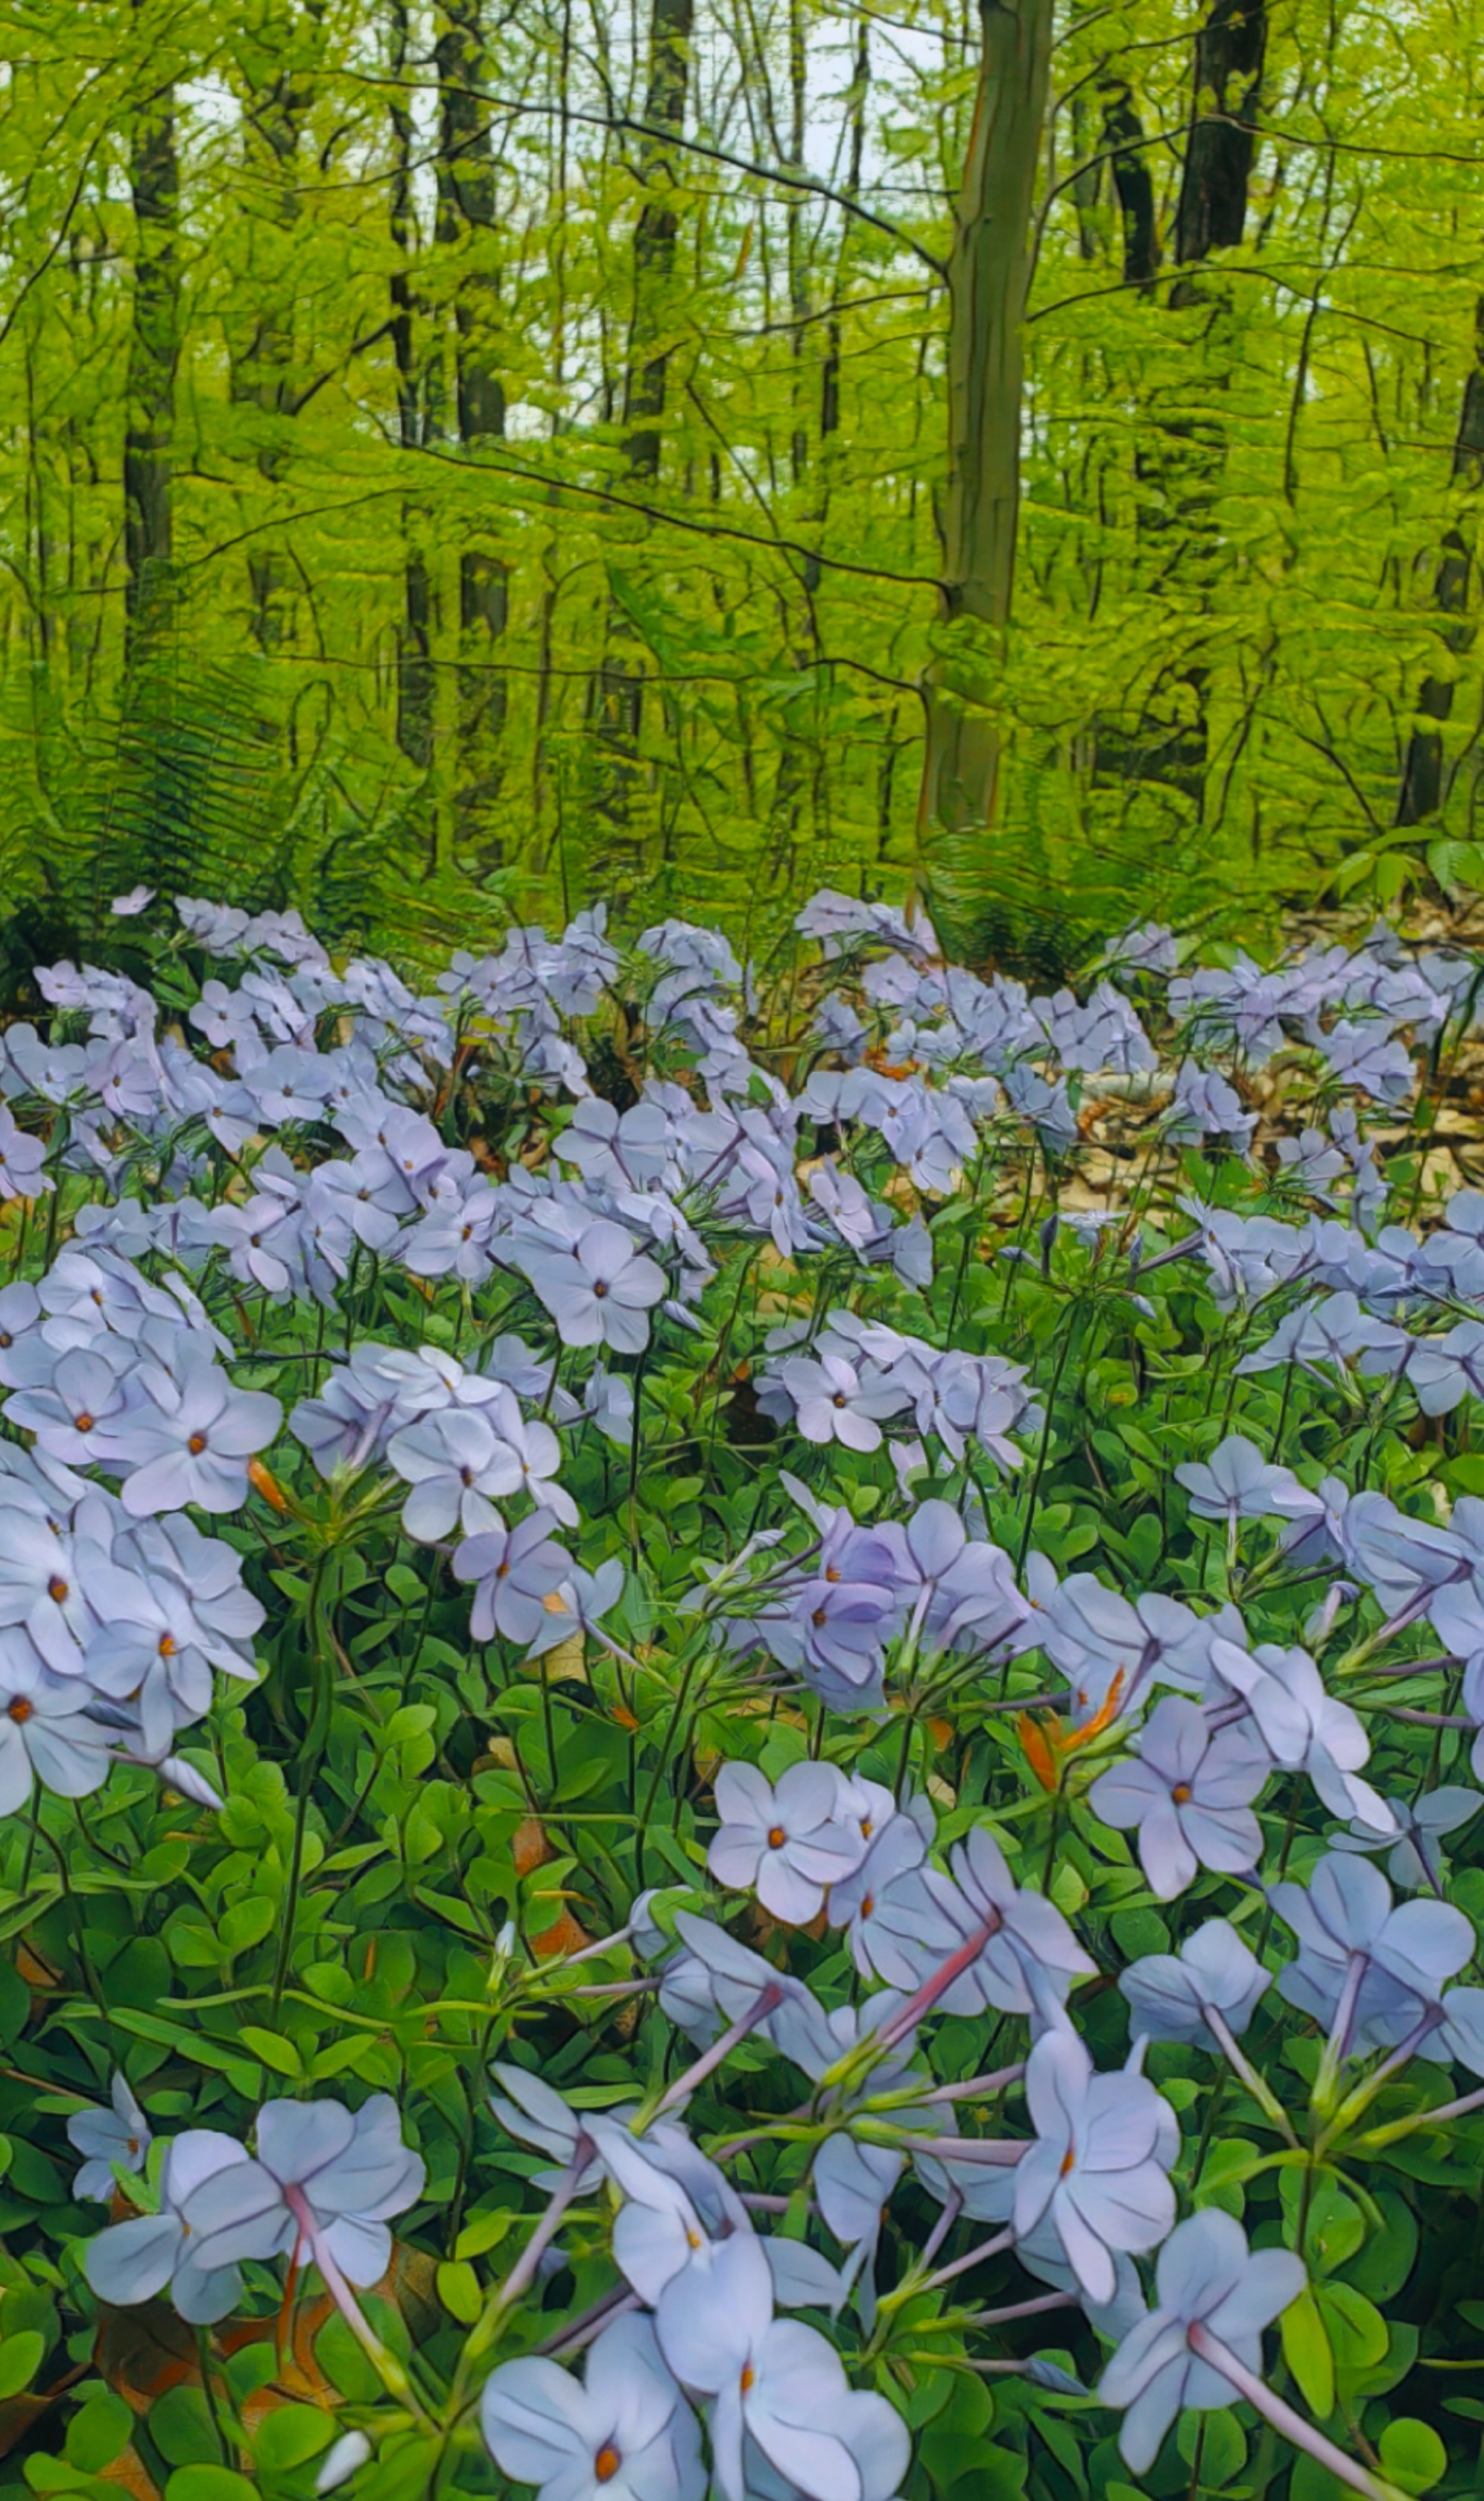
left=0, top=1, right=1481, bottom=960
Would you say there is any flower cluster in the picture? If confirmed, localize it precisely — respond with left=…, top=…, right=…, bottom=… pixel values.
left=4, top=884, right=1484, bottom=2501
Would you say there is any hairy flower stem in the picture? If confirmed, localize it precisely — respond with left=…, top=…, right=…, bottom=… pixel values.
left=1319, top=2015, right=1442, bottom=2149
left=1313, top=1953, right=1368, bottom=2113
left=1355, top=2081, right=1484, bottom=2154
left=890, top=2226, right=1014, bottom=2305
left=650, top=1984, right=783, bottom=2121
left=1186, top=2325, right=1409, bottom=2501
left=922, top=2062, right=1027, bottom=2105
left=451, top=2152, right=591, bottom=2412
left=1204, top=2006, right=1298, bottom=2146
left=877, top=1916, right=1002, bottom=2050
left=282, top=2185, right=432, bottom=2429
left=963, top=2289, right=1076, bottom=2330
left=541, top=2288, right=641, bottom=2357
left=1015, top=1313, right=1079, bottom=1579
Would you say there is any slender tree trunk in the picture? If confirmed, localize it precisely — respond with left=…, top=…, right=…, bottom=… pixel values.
left=1100, top=83, right=1158, bottom=289
left=389, top=1, right=435, bottom=796
left=232, top=8, right=322, bottom=655
left=437, top=0, right=510, bottom=864
left=1138, top=0, right=1267, bottom=810
left=593, top=0, right=696, bottom=834
left=123, top=19, right=180, bottom=670
left=918, top=0, right=1053, bottom=887
left=621, top=0, right=695, bottom=482
left=1173, top=0, right=1267, bottom=285
left=1397, top=301, right=1484, bottom=826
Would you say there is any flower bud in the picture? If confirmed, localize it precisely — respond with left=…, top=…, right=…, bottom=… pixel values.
left=315, top=2430, right=372, bottom=2493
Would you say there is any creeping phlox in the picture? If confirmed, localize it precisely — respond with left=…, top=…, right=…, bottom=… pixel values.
left=4, top=887, right=1484, bottom=2500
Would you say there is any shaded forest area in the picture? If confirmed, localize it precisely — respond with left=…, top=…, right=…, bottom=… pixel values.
left=0, top=0, right=1481, bottom=968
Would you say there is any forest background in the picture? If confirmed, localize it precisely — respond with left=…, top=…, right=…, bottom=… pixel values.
left=0, top=0, right=1480, bottom=975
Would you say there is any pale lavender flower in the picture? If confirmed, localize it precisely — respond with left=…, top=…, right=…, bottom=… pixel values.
left=69, top=2073, right=150, bottom=2201
left=0, top=1109, right=51, bottom=1201
left=1119, top=1920, right=1272, bottom=2049
left=483, top=2312, right=705, bottom=2501
left=1176, top=1436, right=1319, bottom=1530
left=1088, top=1699, right=1267, bottom=1898
left=1167, top=1063, right=1256, bottom=1152
left=922, top=1827, right=1097, bottom=2021
left=387, top=1407, right=526, bottom=1541
left=453, top=1512, right=575, bottom=1651
left=1269, top=1852, right=1473, bottom=2051
left=0, top=1500, right=101, bottom=1675
left=1440, top=1987, right=1484, bottom=2075
left=0, top=1631, right=111, bottom=1807
left=1333, top=1787, right=1481, bottom=1892
left=118, top=1350, right=282, bottom=1517
left=80, top=1553, right=259, bottom=1754
left=1275, top=1127, right=1348, bottom=1199
left=85, top=2130, right=256, bottom=2324
left=4, top=1340, right=140, bottom=1469
left=183, top=2093, right=425, bottom=2289
left=239, top=1045, right=337, bottom=1127
left=1100, top=2211, right=1304, bottom=2473
left=402, top=1185, right=504, bottom=1284
left=110, top=887, right=155, bottom=916
left=655, top=2232, right=908, bottom=2501
left=1401, top=1322, right=1484, bottom=1418
left=488, top=2063, right=602, bottom=2187
left=559, top=1099, right=673, bottom=1194
left=1108, top=922, right=1178, bottom=977
left=826, top=1816, right=952, bottom=1986
left=707, top=1762, right=861, bottom=1924
left=774, top=1350, right=905, bottom=1454
left=1012, top=2029, right=1176, bottom=2304
left=1208, top=1637, right=1389, bottom=1825
left=523, top=1222, right=666, bottom=1354
left=1315, top=1019, right=1414, bottom=1106
left=1001, top=1063, right=1077, bottom=1153
left=1019, top=1559, right=1206, bottom=1717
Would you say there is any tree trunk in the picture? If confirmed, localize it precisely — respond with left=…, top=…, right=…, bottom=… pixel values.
left=918, top=0, right=1053, bottom=872
left=1173, top=0, right=1267, bottom=281
left=232, top=7, right=322, bottom=654
left=123, top=17, right=180, bottom=668
left=1100, top=83, right=1158, bottom=289
left=1114, top=0, right=1266, bottom=810
left=621, top=0, right=695, bottom=484
left=593, top=0, right=696, bottom=837
left=1397, top=301, right=1484, bottom=826
left=437, top=0, right=510, bottom=863
left=389, top=1, right=435, bottom=790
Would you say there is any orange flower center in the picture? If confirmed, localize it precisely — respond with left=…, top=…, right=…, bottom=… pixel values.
left=7, top=1699, right=33, bottom=1724
left=47, top=1577, right=67, bottom=1603
left=159, top=1635, right=177, bottom=1658
left=188, top=1433, right=208, bottom=1455
left=1059, top=2149, right=1076, bottom=2177
left=74, top=1413, right=95, bottom=1433
left=740, top=2365, right=755, bottom=2395
left=1171, top=1782, right=1192, bottom=1804
left=767, top=1826, right=785, bottom=1848
left=594, top=2448, right=621, bottom=2485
